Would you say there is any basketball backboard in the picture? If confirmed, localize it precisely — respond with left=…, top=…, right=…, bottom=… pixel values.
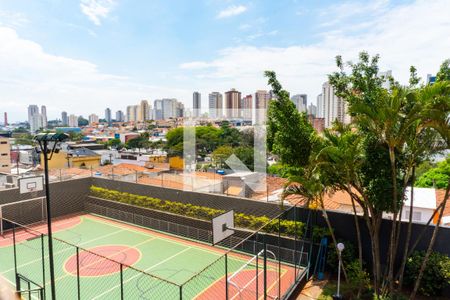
left=212, top=210, right=235, bottom=245
left=18, top=176, right=44, bottom=194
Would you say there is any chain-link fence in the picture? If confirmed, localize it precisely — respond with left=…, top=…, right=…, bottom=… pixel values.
left=2, top=218, right=182, bottom=300
left=85, top=202, right=310, bottom=300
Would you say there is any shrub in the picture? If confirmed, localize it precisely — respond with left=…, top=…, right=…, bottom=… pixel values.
left=326, top=239, right=357, bottom=273
left=404, top=250, right=450, bottom=296
left=89, top=185, right=307, bottom=238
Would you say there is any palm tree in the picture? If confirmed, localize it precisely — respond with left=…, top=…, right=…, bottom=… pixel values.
left=282, top=157, right=349, bottom=281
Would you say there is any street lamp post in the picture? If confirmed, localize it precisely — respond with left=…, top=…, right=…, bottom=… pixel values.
left=333, top=243, right=345, bottom=300
left=34, top=133, right=69, bottom=300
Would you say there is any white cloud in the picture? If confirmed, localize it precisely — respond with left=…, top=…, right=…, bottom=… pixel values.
left=217, top=5, right=247, bottom=19
left=0, top=11, right=29, bottom=28
left=80, top=0, right=116, bottom=25
left=181, top=0, right=450, bottom=105
left=0, top=26, right=188, bottom=121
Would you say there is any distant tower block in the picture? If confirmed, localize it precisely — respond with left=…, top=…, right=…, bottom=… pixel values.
left=3, top=112, right=7, bottom=126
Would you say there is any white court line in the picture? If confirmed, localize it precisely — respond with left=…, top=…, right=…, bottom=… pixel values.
left=0, top=218, right=81, bottom=241
left=2, top=224, right=128, bottom=274
left=91, top=247, right=192, bottom=300
left=86, top=215, right=224, bottom=257
left=230, top=269, right=264, bottom=300
left=49, top=236, right=157, bottom=285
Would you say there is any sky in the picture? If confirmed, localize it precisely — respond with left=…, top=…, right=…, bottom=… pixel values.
left=0, top=0, right=449, bottom=122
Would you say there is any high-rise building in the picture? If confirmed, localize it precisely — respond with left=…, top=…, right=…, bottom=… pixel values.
left=105, top=108, right=112, bottom=126
left=162, top=99, right=177, bottom=119
left=138, top=100, right=150, bottom=122
left=241, top=94, right=252, bottom=120
left=322, top=82, right=350, bottom=128
left=208, top=92, right=223, bottom=119
left=88, top=114, right=99, bottom=125
left=225, top=88, right=241, bottom=119
left=255, top=90, right=271, bottom=123
left=41, top=105, right=47, bottom=128
left=28, top=105, right=42, bottom=133
left=116, top=110, right=124, bottom=122
left=28, top=105, right=39, bottom=124
left=153, top=100, right=163, bottom=120
left=291, top=94, right=307, bottom=113
left=0, top=137, right=11, bottom=173
left=193, top=92, right=201, bottom=117
left=176, top=102, right=185, bottom=118
left=308, top=103, right=317, bottom=117
left=68, top=114, right=78, bottom=127
left=3, top=112, right=7, bottom=126
left=316, top=94, right=324, bottom=118
left=255, top=90, right=271, bottom=109
left=61, top=111, right=68, bottom=126
left=126, top=106, right=136, bottom=123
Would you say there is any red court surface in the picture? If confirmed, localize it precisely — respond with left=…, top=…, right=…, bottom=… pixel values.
left=64, top=245, right=141, bottom=277
left=196, top=266, right=297, bottom=300
left=0, top=216, right=82, bottom=247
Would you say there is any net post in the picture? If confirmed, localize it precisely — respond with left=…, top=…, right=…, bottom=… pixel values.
left=225, top=253, right=229, bottom=300
left=120, top=263, right=124, bottom=300
left=76, top=247, right=80, bottom=300
left=41, top=234, right=46, bottom=299
left=179, top=284, right=183, bottom=300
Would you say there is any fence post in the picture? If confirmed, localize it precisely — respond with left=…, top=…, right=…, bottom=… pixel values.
left=59, top=169, right=62, bottom=181
left=120, top=263, right=124, bottom=300
left=41, top=234, right=46, bottom=299
left=179, top=284, right=183, bottom=300
left=263, top=234, right=267, bottom=300
left=135, top=171, right=138, bottom=183
left=278, top=212, right=282, bottom=299
left=225, top=253, right=228, bottom=300
left=294, top=206, right=298, bottom=278
left=256, top=240, right=259, bottom=299
left=75, top=247, right=80, bottom=300
left=12, top=223, right=19, bottom=289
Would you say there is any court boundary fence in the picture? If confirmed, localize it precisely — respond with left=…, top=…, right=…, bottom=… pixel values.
left=3, top=199, right=313, bottom=299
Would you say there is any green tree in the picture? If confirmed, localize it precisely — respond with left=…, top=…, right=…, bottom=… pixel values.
left=77, top=116, right=88, bottom=126
left=212, top=146, right=234, bottom=168
left=107, top=138, right=123, bottom=149
left=436, top=59, right=450, bottom=82
left=329, top=52, right=450, bottom=296
left=416, top=156, right=450, bottom=189
left=265, top=71, right=315, bottom=167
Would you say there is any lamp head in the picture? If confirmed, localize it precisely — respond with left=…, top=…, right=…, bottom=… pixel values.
left=337, top=243, right=345, bottom=252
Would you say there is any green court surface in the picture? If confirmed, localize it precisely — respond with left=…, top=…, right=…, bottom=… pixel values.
left=0, top=214, right=296, bottom=299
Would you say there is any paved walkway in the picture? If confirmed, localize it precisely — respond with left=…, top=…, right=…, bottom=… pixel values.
left=296, top=278, right=328, bottom=300
left=0, top=275, right=18, bottom=300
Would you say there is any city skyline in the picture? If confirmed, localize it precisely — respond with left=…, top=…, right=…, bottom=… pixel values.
left=1, top=0, right=450, bottom=122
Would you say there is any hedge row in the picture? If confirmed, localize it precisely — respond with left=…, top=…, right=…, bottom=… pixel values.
left=90, top=185, right=305, bottom=237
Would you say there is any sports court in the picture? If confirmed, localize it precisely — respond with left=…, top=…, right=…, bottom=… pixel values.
left=0, top=213, right=299, bottom=299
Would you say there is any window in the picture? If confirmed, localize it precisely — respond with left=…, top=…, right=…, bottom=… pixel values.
left=1, top=153, right=8, bottom=156
left=0, top=141, right=7, bottom=144
left=1, top=164, right=8, bottom=167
